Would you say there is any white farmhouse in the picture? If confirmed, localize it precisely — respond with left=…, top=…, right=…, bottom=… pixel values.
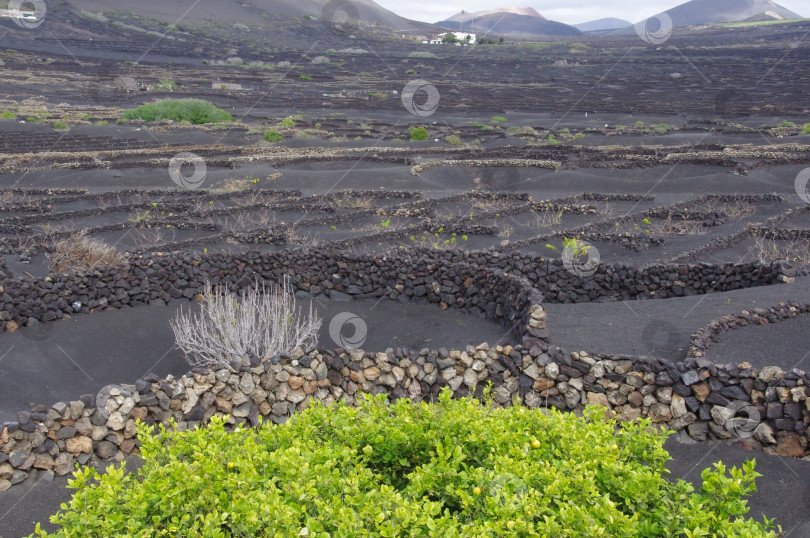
left=425, top=32, right=476, bottom=45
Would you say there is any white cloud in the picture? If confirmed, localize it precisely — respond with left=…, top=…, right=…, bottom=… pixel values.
left=373, top=0, right=807, bottom=25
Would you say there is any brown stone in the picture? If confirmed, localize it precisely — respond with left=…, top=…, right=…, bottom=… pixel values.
left=363, top=367, right=380, bottom=381
left=775, top=431, right=806, bottom=458
left=130, top=407, right=148, bottom=421
left=288, top=376, right=305, bottom=390
left=533, top=377, right=554, bottom=392
left=303, top=380, right=318, bottom=395
left=692, top=382, right=711, bottom=402
left=120, top=438, right=137, bottom=455
left=587, top=392, right=610, bottom=408
left=648, top=403, right=672, bottom=423
left=65, top=436, right=93, bottom=454
left=33, top=453, right=54, bottom=470
left=4, top=320, right=18, bottom=332
left=627, top=391, right=643, bottom=407
left=215, top=397, right=232, bottom=413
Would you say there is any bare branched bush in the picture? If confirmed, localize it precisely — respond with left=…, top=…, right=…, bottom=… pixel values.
left=332, top=193, right=375, bottom=209
left=284, top=222, right=321, bottom=248
left=49, top=231, right=125, bottom=272
left=130, top=227, right=171, bottom=248
left=749, top=237, right=810, bottom=266
left=171, top=276, right=322, bottom=368
left=530, top=210, right=563, bottom=229
left=114, top=75, right=139, bottom=91
left=648, top=217, right=707, bottom=236
left=698, top=199, right=756, bottom=220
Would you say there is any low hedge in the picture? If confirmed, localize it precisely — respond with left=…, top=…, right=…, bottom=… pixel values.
left=122, top=99, right=232, bottom=124
left=31, top=390, right=778, bottom=537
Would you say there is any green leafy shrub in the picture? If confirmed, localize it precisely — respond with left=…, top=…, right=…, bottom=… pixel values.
left=444, top=134, right=462, bottom=146
left=0, top=110, right=16, bottom=119
left=409, top=126, right=428, bottom=141
left=264, top=129, right=282, bottom=142
left=122, top=99, right=232, bottom=124
left=801, top=123, right=810, bottom=134
left=154, top=78, right=178, bottom=91
left=52, top=121, right=68, bottom=130
left=279, top=117, right=296, bottom=128
left=31, top=391, right=777, bottom=537
left=491, top=115, right=507, bottom=123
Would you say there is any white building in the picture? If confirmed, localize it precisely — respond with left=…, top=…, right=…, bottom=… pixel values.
left=423, top=32, right=476, bottom=45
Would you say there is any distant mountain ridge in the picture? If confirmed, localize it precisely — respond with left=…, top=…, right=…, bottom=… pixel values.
left=436, top=7, right=580, bottom=37
left=619, top=0, right=801, bottom=31
left=574, top=17, right=631, bottom=33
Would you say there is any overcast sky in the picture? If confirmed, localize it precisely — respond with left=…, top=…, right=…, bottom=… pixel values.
left=373, top=0, right=807, bottom=25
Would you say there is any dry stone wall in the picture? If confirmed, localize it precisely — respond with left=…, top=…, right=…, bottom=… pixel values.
left=2, top=334, right=808, bottom=492
left=0, top=248, right=805, bottom=491
left=0, top=248, right=790, bottom=333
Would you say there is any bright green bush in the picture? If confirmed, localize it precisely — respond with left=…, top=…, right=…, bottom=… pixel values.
left=52, top=121, right=68, bottom=130
left=444, top=134, right=462, bottom=146
left=0, top=110, right=16, bottom=119
left=409, top=126, right=428, bottom=141
left=31, top=390, right=777, bottom=537
left=122, top=99, right=232, bottom=124
left=279, top=117, right=296, bottom=128
left=264, top=129, right=282, bottom=142
left=802, top=123, right=810, bottom=134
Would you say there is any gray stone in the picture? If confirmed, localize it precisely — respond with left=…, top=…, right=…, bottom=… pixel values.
left=681, top=370, right=700, bottom=386
left=56, top=427, right=77, bottom=440
left=9, top=450, right=31, bottom=468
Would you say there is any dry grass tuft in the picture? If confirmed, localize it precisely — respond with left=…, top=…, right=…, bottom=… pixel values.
left=49, top=231, right=125, bottom=272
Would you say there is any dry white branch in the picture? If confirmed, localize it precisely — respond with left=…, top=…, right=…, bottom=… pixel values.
left=171, top=276, right=321, bottom=368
